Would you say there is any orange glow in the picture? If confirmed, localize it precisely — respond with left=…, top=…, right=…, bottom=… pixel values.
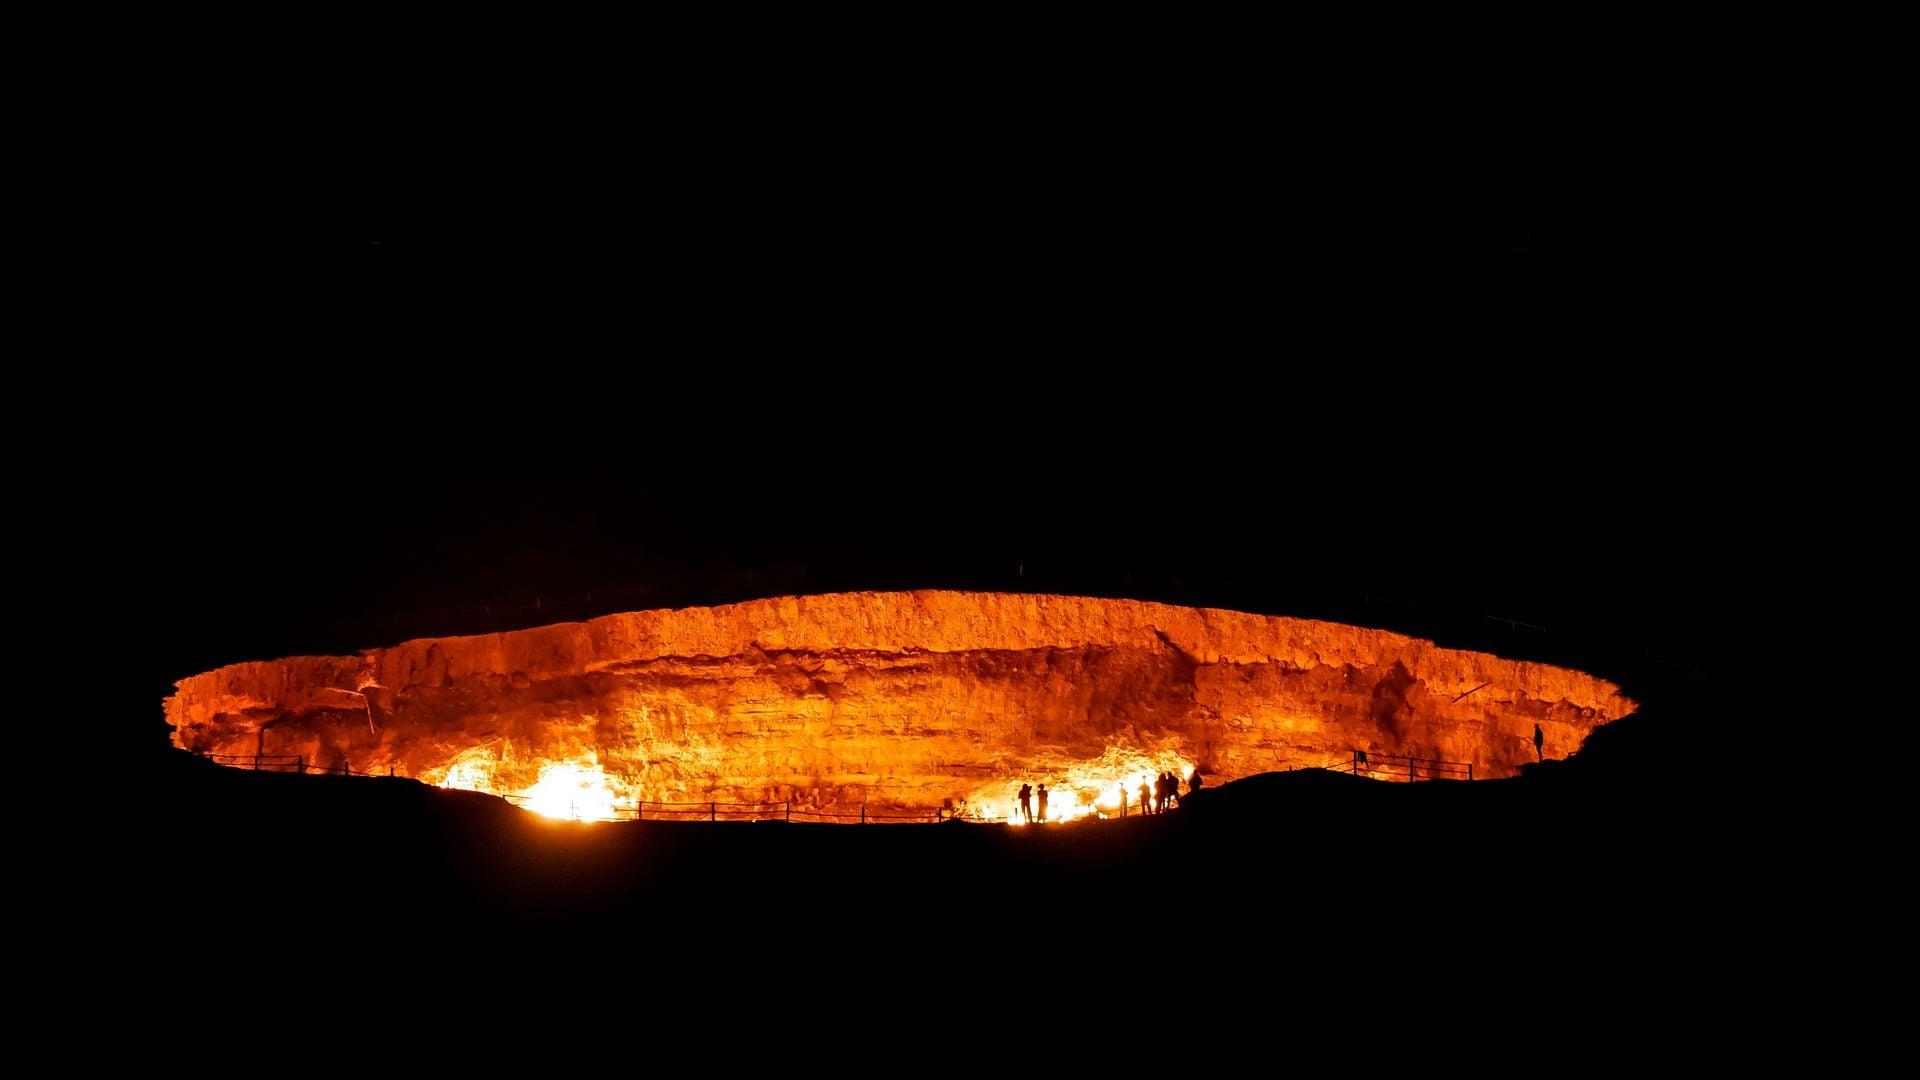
left=973, top=748, right=1193, bottom=824
left=166, top=591, right=1638, bottom=822
left=420, top=745, right=1193, bottom=825
left=428, top=751, right=498, bottom=794
left=425, top=750, right=635, bottom=822
left=518, top=758, right=623, bottom=821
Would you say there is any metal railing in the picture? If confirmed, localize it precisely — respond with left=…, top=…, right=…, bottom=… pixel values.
left=1319, top=750, right=1474, bottom=782
left=198, top=749, right=1478, bottom=827
left=494, top=796, right=955, bottom=824
left=203, top=753, right=397, bottom=778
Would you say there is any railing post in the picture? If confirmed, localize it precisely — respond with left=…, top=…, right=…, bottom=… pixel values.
left=1468, top=763, right=1474, bottom=781
left=861, top=804, right=866, bottom=824
left=711, top=802, right=716, bottom=822
left=785, top=800, right=791, bottom=822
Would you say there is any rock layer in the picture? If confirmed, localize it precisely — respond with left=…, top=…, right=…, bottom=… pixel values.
left=165, top=591, right=1634, bottom=814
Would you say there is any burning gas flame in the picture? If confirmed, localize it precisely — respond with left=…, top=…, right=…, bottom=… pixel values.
left=422, top=743, right=1191, bottom=825
left=426, top=748, right=633, bottom=822
left=978, top=749, right=1194, bottom=825
left=519, top=759, right=623, bottom=821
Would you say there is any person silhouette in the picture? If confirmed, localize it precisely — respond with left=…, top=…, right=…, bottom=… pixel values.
left=1139, top=779, right=1153, bottom=815
left=1188, top=768, right=1204, bottom=797
left=1017, top=782, right=1033, bottom=823
left=1118, top=783, right=1128, bottom=817
left=1533, top=723, right=1545, bottom=762
left=1036, top=783, right=1049, bottom=823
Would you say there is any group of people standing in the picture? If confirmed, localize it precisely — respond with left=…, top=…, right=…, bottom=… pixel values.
left=1131, top=770, right=1196, bottom=815
left=1014, top=769, right=1204, bottom=823
left=1016, top=781, right=1049, bottom=823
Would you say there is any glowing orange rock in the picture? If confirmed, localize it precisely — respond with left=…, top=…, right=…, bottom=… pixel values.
left=165, top=591, right=1633, bottom=818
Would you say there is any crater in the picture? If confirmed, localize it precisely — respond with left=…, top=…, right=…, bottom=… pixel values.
left=165, top=590, right=1634, bottom=820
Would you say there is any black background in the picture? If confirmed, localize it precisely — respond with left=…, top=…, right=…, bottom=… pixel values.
left=115, top=93, right=1722, bottom=753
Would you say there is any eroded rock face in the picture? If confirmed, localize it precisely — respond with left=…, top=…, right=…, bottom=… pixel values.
left=165, top=591, right=1634, bottom=814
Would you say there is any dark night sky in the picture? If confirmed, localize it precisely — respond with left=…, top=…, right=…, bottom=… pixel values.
left=89, top=53, right=1745, bottom=1050
left=119, top=125, right=1724, bottom=750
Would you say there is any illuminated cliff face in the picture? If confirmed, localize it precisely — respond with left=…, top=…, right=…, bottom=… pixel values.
left=165, top=591, right=1634, bottom=819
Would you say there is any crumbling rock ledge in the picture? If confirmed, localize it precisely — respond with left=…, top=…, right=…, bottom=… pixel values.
left=166, top=591, right=1634, bottom=813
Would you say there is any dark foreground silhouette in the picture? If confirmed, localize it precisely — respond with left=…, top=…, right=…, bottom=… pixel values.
left=122, top=685, right=1696, bottom=933
left=105, top=676, right=1713, bottom=1059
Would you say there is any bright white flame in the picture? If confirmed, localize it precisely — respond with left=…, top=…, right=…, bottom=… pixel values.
left=423, top=747, right=505, bottom=794
left=438, top=759, right=495, bottom=792
left=519, top=760, right=621, bottom=821
left=419, top=742, right=1194, bottom=826
left=968, top=749, right=1194, bottom=825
